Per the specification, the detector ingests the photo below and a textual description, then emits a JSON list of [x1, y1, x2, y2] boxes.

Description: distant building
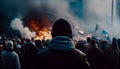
[[69, 0, 83, 18], [116, 0, 120, 18]]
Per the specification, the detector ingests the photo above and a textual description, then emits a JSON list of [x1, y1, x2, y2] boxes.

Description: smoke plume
[[1, 0, 120, 40], [84, 0, 120, 39], [11, 18, 36, 39], [10, 0, 82, 40]]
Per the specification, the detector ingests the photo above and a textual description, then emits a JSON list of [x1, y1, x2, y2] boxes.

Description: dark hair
[[90, 39, 96, 47], [111, 38, 119, 50]]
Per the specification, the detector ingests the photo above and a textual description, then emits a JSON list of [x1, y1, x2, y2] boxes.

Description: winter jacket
[[1, 48, 21, 69], [31, 36, 90, 69], [86, 47, 107, 69], [105, 46, 120, 69]]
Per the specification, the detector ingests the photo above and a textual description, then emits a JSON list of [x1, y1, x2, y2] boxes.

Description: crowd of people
[[0, 19, 120, 69]]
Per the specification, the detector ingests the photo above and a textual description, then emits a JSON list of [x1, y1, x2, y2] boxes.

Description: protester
[[75, 40, 88, 53], [1, 41, 21, 69], [86, 39, 107, 69], [100, 41, 108, 53], [105, 38, 120, 69], [117, 38, 120, 49], [35, 40, 44, 50], [24, 42, 39, 69], [31, 19, 90, 69], [0, 42, 5, 69]]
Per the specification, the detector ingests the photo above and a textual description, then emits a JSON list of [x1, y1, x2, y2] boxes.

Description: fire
[[34, 27, 52, 40], [29, 17, 52, 40]]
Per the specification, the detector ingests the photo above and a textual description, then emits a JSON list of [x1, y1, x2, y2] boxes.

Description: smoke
[[10, 0, 83, 39], [11, 18, 36, 39], [83, 0, 120, 39], [1, 0, 120, 40], [26, 0, 81, 26]]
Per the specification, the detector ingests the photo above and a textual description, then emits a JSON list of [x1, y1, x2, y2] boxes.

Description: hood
[[51, 19, 73, 39], [48, 36, 75, 51]]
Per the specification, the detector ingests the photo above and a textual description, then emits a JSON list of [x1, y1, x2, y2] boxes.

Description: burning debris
[[26, 16, 52, 40], [34, 29, 51, 40], [29, 18, 52, 40], [19, 9, 54, 40]]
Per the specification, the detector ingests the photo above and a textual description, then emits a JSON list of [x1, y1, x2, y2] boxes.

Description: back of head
[[87, 37, 91, 43], [90, 39, 98, 48], [51, 18, 72, 39], [29, 42, 36, 48], [7, 40, 14, 49], [112, 38, 116, 45], [111, 38, 119, 50], [117, 39, 120, 49]]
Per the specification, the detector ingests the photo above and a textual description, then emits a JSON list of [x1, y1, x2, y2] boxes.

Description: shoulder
[[1, 51, 8, 55], [37, 48, 52, 57], [1, 51, 6, 54], [12, 51, 18, 56], [71, 48, 86, 57], [1, 51, 19, 60]]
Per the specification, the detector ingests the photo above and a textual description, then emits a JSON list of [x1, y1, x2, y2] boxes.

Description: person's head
[[29, 42, 36, 49], [111, 38, 119, 50], [111, 38, 117, 45], [117, 39, 120, 49], [7, 40, 14, 49], [101, 41, 107, 45], [51, 18, 72, 39], [90, 39, 98, 48], [0, 42, 3, 52], [87, 37, 91, 43]]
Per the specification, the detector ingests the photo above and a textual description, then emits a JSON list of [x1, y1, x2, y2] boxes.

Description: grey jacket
[[2, 50, 21, 69]]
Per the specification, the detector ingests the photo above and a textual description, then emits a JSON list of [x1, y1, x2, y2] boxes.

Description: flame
[[34, 27, 52, 40], [29, 17, 52, 40]]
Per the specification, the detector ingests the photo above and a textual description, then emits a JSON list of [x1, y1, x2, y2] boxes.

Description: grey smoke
[[11, 18, 36, 39], [84, 0, 120, 39], [8, 0, 120, 40], [10, 0, 83, 39]]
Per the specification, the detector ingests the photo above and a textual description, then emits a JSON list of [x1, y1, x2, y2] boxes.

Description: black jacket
[[86, 47, 107, 69], [31, 36, 90, 69]]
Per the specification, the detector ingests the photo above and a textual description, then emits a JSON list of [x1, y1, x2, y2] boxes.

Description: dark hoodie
[[31, 19, 90, 69], [31, 36, 90, 69]]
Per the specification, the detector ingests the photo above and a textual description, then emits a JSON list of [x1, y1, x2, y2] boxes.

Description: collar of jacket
[[48, 36, 75, 51]]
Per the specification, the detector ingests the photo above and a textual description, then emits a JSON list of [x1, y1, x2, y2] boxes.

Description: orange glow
[[29, 17, 52, 40], [34, 29, 52, 40]]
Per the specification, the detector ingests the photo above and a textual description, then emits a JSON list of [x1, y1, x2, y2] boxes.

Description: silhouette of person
[[31, 18, 90, 69]]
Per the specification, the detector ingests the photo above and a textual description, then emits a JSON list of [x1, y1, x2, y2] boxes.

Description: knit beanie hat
[[51, 19, 72, 39]]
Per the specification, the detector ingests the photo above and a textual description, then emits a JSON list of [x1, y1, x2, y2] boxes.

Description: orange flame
[[34, 27, 52, 40], [29, 17, 52, 40]]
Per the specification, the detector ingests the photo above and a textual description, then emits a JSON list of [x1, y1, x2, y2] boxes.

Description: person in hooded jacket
[[86, 39, 107, 69], [31, 19, 90, 69], [1, 40, 21, 69]]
